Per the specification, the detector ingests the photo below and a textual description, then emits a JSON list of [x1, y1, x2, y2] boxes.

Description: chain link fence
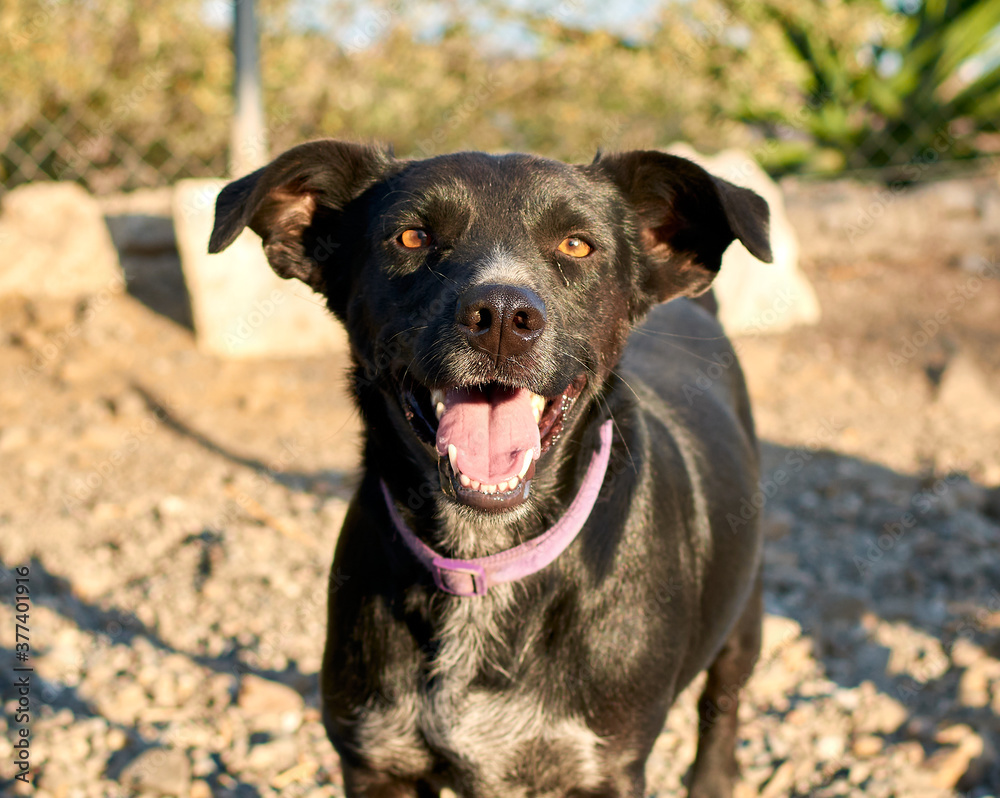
[[1, 102, 228, 196], [4, 103, 998, 200]]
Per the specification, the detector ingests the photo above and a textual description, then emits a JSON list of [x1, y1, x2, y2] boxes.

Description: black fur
[[211, 141, 771, 797]]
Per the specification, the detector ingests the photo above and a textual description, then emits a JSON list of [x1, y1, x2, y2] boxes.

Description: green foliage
[[713, 0, 1000, 175]]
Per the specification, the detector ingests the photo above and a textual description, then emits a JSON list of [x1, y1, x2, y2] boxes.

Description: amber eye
[[399, 228, 430, 249], [558, 237, 592, 258]]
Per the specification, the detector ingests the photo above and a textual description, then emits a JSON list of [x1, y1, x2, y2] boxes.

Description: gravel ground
[[1, 196, 999, 797]]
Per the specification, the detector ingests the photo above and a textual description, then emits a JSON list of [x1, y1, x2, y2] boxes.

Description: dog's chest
[[356, 596, 606, 794]]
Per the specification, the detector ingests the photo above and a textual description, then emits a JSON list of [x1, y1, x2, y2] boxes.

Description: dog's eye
[[557, 237, 592, 258], [399, 229, 431, 249]]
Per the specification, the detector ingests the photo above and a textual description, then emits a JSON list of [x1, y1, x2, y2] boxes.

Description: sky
[[201, 0, 668, 50]]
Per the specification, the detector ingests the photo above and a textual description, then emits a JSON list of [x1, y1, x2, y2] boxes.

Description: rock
[[950, 637, 985, 668], [896, 739, 927, 765], [173, 179, 350, 358], [245, 737, 298, 772], [236, 674, 304, 717], [95, 681, 148, 725], [922, 725, 984, 790], [853, 735, 884, 758], [119, 747, 192, 796], [105, 727, 129, 752], [760, 760, 796, 798], [0, 182, 123, 298], [959, 664, 991, 708], [872, 621, 950, 683], [157, 495, 188, 518], [37, 760, 84, 792], [271, 758, 321, 789], [760, 614, 801, 661], [853, 687, 908, 735], [935, 354, 1000, 424], [763, 507, 794, 541], [668, 144, 821, 335], [848, 761, 873, 784], [190, 781, 213, 798], [816, 734, 846, 761]]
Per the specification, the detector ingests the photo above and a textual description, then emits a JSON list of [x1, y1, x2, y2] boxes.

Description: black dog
[[210, 140, 771, 798]]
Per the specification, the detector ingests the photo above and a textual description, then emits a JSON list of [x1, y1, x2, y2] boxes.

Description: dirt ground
[[1, 187, 999, 797]]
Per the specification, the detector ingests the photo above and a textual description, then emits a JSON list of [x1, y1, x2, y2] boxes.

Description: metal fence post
[[230, 0, 268, 178]]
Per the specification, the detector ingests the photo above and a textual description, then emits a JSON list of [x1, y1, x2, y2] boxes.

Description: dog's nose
[[455, 284, 546, 360]]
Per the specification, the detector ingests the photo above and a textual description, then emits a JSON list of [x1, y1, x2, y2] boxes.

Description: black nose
[[455, 284, 546, 360]]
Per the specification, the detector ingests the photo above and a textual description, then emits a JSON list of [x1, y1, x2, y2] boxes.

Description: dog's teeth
[[498, 480, 509, 492], [447, 444, 459, 474], [508, 476, 519, 490], [459, 473, 471, 487], [470, 479, 480, 490], [531, 392, 546, 420], [435, 402, 445, 419], [518, 449, 534, 479], [484, 483, 496, 494], [431, 388, 446, 406]]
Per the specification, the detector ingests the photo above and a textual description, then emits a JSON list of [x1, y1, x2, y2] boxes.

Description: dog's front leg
[[687, 572, 763, 798]]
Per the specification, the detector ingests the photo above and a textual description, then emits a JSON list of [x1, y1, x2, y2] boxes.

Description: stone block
[[173, 179, 348, 358], [0, 182, 122, 297]]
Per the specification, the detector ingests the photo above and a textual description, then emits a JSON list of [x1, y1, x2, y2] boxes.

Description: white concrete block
[[172, 179, 348, 358], [0, 182, 122, 297], [668, 144, 821, 335]]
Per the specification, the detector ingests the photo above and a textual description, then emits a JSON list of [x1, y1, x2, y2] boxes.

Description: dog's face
[[210, 141, 771, 516]]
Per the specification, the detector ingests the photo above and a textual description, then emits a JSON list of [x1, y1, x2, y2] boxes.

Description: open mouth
[[399, 376, 587, 512]]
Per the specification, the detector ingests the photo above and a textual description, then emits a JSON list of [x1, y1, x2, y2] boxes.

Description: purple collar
[[380, 419, 614, 597]]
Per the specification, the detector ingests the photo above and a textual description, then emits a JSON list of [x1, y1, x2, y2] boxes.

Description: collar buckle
[[431, 557, 488, 596]]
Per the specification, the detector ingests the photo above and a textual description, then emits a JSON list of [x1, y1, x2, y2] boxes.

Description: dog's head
[[210, 141, 771, 517]]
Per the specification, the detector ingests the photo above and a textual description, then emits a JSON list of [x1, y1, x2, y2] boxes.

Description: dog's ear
[[592, 150, 772, 302], [208, 139, 393, 293]]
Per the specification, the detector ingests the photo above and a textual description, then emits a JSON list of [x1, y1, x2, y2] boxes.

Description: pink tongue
[[436, 386, 541, 485]]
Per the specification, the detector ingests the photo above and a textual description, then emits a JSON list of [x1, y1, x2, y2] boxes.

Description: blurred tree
[[2, 0, 998, 190], [0, 0, 233, 188]]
